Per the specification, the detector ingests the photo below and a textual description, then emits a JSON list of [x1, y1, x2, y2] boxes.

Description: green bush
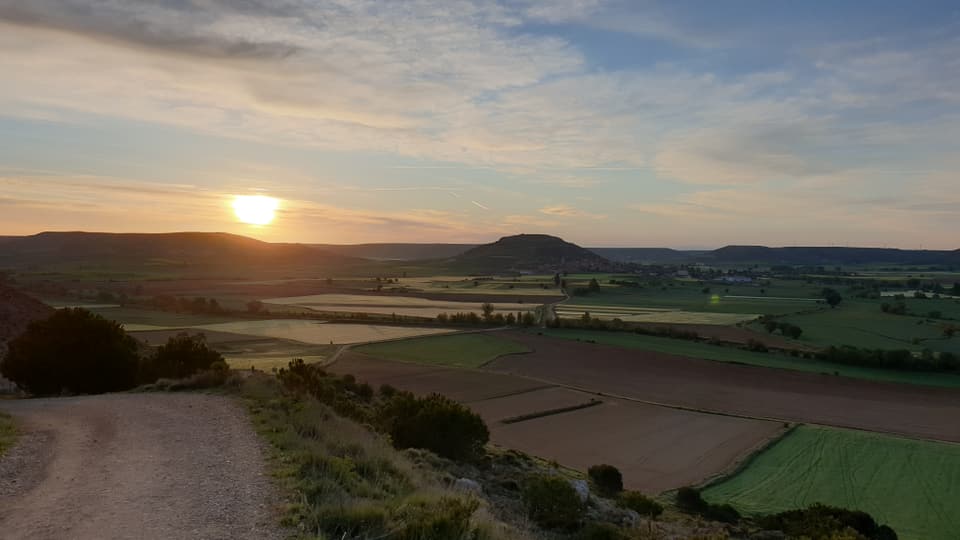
[[676, 486, 739, 523], [617, 490, 663, 518], [759, 503, 897, 540], [1, 308, 140, 395], [704, 502, 741, 524], [587, 464, 623, 497], [522, 475, 584, 530], [392, 496, 479, 540], [146, 332, 224, 380], [675, 486, 707, 513], [378, 392, 489, 461]]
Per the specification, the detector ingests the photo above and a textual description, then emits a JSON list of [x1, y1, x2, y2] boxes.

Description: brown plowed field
[[490, 397, 782, 493], [330, 353, 782, 492], [490, 332, 960, 442]]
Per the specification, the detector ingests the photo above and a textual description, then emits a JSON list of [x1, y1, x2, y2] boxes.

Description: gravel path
[[0, 393, 284, 540]]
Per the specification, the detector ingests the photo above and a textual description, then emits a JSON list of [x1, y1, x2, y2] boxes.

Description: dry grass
[[0, 411, 16, 457], [239, 375, 523, 540]]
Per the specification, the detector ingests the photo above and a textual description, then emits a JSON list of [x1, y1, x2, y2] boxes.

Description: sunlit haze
[[232, 195, 279, 226], [0, 1, 958, 248]]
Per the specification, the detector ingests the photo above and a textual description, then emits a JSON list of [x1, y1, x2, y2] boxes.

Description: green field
[[769, 300, 960, 353], [703, 426, 960, 540], [0, 412, 16, 457], [564, 279, 824, 316], [86, 307, 237, 328], [535, 328, 960, 388], [354, 333, 530, 368]]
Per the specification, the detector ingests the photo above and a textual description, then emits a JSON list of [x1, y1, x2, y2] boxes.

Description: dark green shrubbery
[[522, 475, 584, 530], [1, 308, 140, 395], [675, 486, 740, 524], [379, 392, 489, 461], [617, 490, 663, 518], [759, 503, 897, 540], [587, 464, 623, 497], [278, 360, 489, 461], [144, 332, 225, 380]]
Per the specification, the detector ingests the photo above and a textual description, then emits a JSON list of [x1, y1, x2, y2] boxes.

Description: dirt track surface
[[491, 332, 960, 442], [0, 393, 282, 540]]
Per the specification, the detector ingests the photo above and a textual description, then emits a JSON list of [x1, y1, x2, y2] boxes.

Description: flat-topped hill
[[452, 234, 614, 272]]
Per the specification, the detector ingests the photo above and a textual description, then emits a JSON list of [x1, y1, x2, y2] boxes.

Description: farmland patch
[[354, 333, 530, 368], [703, 425, 960, 540]]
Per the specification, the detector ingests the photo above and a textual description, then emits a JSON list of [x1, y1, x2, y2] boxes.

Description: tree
[[1, 308, 140, 395], [147, 333, 225, 380], [481, 302, 495, 322], [246, 300, 264, 314], [588, 278, 601, 292], [822, 288, 843, 308]]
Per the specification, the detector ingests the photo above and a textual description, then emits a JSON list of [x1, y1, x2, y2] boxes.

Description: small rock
[[570, 479, 590, 503], [453, 477, 482, 495]]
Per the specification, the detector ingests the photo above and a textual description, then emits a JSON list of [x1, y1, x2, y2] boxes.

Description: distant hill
[[451, 234, 614, 273], [0, 232, 357, 276], [590, 247, 707, 264], [707, 246, 960, 266], [313, 243, 474, 261]]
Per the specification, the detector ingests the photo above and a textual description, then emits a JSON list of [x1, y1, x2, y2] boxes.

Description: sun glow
[[232, 195, 279, 225]]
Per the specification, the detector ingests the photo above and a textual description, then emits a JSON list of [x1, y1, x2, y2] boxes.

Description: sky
[[0, 0, 958, 249]]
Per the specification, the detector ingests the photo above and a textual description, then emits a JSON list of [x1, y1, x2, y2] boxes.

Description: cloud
[[539, 204, 606, 220]]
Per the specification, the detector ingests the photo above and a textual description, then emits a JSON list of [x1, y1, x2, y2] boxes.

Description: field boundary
[[697, 422, 798, 493], [499, 399, 603, 424]]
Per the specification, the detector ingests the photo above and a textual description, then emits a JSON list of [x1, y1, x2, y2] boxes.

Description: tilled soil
[[0, 393, 283, 540], [491, 332, 960, 443]]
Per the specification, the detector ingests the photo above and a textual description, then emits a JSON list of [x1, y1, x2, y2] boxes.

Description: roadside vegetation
[[0, 411, 16, 457], [0, 308, 230, 395]]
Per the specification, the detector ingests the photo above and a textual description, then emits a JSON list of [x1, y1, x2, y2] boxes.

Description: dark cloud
[[0, 0, 300, 60]]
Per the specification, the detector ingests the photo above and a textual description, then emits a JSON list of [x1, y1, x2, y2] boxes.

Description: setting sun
[[232, 195, 279, 226]]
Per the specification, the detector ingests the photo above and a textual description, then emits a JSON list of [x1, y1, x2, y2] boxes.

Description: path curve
[[0, 393, 283, 540]]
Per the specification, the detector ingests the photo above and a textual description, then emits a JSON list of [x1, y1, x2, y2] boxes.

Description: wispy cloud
[[539, 204, 606, 220]]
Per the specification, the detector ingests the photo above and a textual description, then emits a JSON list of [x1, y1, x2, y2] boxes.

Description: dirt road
[[0, 393, 282, 540]]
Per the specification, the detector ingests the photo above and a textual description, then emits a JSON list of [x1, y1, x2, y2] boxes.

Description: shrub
[[704, 503, 741, 524], [676, 486, 739, 523], [146, 332, 224, 380], [588, 464, 623, 497], [313, 503, 389, 539], [392, 496, 479, 540], [522, 475, 585, 530], [1, 308, 140, 395], [759, 503, 896, 540], [675, 486, 707, 513], [378, 392, 489, 461], [617, 490, 663, 518]]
